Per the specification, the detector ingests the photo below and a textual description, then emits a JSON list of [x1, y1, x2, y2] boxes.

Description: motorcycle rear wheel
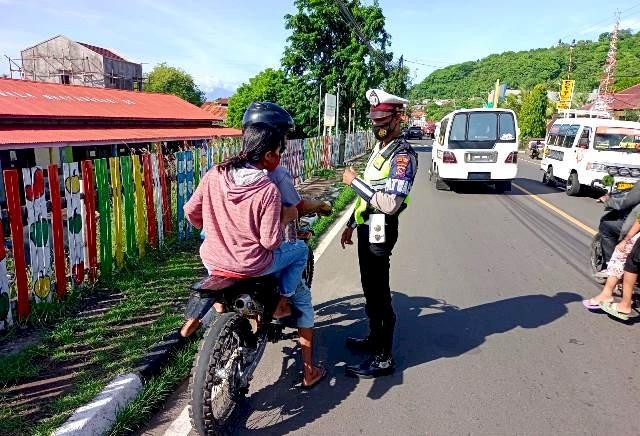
[[190, 312, 253, 435]]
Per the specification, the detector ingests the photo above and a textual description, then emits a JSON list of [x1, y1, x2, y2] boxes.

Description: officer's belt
[[360, 204, 406, 225]]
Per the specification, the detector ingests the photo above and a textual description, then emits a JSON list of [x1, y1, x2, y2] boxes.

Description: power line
[[334, 0, 390, 67], [557, 2, 640, 43]]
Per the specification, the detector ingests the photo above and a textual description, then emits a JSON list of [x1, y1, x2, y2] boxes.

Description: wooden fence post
[[4, 170, 29, 319]]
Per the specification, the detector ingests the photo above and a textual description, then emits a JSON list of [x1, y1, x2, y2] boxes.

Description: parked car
[[406, 126, 424, 140]]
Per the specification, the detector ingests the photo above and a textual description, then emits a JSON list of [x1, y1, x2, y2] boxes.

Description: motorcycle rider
[[598, 183, 640, 268], [184, 104, 326, 389], [530, 140, 541, 159]]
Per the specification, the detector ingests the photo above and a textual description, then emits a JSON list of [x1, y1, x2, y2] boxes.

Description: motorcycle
[[529, 143, 540, 159], [590, 175, 635, 284], [184, 215, 317, 435]]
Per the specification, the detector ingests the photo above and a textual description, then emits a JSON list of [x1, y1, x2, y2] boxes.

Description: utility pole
[[336, 83, 340, 138], [567, 39, 576, 80], [318, 82, 323, 136]]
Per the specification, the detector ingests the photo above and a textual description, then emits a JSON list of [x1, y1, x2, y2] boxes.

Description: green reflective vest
[[353, 139, 411, 225]]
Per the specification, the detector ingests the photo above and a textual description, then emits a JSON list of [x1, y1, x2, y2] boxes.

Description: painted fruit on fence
[[25, 168, 45, 201], [0, 293, 9, 321], [65, 175, 81, 194], [29, 219, 50, 247], [33, 276, 51, 299], [68, 212, 82, 234], [73, 262, 84, 284]]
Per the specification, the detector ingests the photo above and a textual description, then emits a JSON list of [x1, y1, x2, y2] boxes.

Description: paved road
[[140, 140, 640, 435]]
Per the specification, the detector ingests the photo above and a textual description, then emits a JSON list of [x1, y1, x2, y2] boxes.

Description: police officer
[[340, 89, 417, 378]]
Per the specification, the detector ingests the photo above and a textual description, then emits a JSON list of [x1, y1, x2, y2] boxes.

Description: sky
[[2, 0, 640, 100]]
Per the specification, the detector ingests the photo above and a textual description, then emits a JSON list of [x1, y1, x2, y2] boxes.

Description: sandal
[[300, 365, 327, 390], [582, 298, 613, 310], [600, 301, 631, 321]]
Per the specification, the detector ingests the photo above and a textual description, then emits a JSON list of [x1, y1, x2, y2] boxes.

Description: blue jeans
[[204, 240, 314, 328], [263, 240, 309, 297]]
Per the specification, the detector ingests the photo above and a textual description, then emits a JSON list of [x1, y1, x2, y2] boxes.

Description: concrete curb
[[53, 373, 143, 436]]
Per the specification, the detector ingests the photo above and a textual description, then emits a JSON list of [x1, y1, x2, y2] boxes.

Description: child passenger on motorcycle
[[184, 105, 326, 388]]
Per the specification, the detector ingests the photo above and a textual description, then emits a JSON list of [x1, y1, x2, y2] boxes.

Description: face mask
[[372, 116, 397, 140], [264, 153, 281, 172], [373, 122, 392, 140]]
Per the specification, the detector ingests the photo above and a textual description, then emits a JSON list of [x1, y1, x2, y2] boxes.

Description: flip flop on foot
[[300, 365, 327, 390], [600, 301, 631, 321], [582, 298, 613, 310]]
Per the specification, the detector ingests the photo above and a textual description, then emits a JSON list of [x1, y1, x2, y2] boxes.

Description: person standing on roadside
[[340, 89, 418, 378]]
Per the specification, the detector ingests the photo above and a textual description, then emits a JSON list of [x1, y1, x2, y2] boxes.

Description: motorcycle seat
[[190, 272, 277, 293], [190, 275, 239, 292]]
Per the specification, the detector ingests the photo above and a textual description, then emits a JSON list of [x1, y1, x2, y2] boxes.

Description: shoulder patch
[[394, 154, 409, 178]]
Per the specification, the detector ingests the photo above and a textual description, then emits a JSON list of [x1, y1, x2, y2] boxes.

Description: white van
[[430, 108, 519, 192], [540, 117, 640, 195]]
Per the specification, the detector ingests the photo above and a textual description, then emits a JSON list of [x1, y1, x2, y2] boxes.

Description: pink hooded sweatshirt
[[184, 165, 283, 276]]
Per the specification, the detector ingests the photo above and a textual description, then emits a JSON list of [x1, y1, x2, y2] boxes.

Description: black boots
[[345, 353, 395, 378], [345, 336, 374, 353]]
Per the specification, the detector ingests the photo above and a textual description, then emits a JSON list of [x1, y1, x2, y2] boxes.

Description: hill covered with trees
[[411, 30, 640, 101]]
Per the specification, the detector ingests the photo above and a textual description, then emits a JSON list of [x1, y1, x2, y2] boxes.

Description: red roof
[[77, 42, 128, 62], [0, 126, 241, 147], [0, 78, 215, 122], [201, 102, 228, 121], [584, 83, 640, 111]]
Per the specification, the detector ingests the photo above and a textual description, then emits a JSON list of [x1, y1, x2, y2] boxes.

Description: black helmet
[[242, 102, 295, 136]]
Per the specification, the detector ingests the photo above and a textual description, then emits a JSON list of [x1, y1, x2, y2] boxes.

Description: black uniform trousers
[[356, 216, 399, 357]]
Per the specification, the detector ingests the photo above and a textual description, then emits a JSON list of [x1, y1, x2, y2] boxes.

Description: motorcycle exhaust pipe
[[234, 294, 256, 315]]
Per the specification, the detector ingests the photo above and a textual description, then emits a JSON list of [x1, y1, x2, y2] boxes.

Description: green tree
[[411, 30, 640, 100], [226, 69, 289, 129], [520, 84, 548, 139], [282, 0, 395, 135], [384, 61, 411, 98], [146, 63, 204, 106]]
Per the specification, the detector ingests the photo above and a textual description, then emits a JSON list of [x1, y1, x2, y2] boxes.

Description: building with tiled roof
[[583, 83, 640, 119], [20, 35, 143, 91], [201, 98, 229, 123]]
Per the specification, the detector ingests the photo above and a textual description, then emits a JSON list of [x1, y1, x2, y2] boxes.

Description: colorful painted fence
[[0, 132, 369, 328], [0, 149, 172, 328], [344, 131, 376, 163]]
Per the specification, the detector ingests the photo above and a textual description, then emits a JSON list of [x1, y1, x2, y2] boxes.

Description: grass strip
[[308, 185, 356, 250], [0, 240, 203, 436], [107, 340, 199, 436]]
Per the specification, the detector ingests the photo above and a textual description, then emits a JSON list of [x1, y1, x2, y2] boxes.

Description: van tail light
[[505, 152, 518, 164], [443, 151, 457, 164]]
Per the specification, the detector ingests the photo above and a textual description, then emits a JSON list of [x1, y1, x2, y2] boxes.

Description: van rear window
[[448, 112, 516, 149]]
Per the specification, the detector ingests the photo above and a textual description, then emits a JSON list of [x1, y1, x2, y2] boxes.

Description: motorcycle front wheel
[[189, 312, 254, 436], [590, 233, 606, 284]]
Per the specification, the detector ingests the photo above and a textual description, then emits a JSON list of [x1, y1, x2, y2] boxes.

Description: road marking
[[314, 205, 354, 261], [162, 406, 190, 436], [512, 182, 597, 236], [519, 158, 540, 167]]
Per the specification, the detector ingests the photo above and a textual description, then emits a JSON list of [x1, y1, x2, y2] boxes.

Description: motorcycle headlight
[[619, 167, 631, 177], [608, 167, 619, 176], [631, 168, 640, 178]]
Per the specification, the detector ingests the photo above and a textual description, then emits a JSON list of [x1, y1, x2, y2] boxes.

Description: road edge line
[[314, 200, 355, 261], [511, 182, 597, 236]]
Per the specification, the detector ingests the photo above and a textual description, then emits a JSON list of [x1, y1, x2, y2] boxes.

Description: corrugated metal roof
[[77, 42, 128, 62], [0, 78, 215, 121], [0, 126, 241, 147]]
